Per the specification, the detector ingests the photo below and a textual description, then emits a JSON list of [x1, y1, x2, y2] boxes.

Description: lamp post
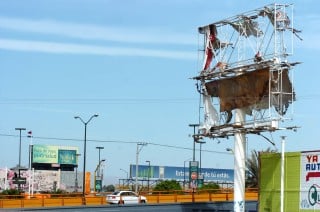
[[145, 160, 150, 192], [15, 128, 26, 170], [188, 124, 199, 161], [15, 128, 26, 192], [94, 159, 105, 192], [75, 153, 81, 192], [198, 141, 206, 173], [96, 147, 104, 176], [74, 114, 99, 197], [183, 157, 192, 189]]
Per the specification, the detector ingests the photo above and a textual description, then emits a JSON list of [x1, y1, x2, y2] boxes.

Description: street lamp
[[198, 141, 206, 173], [145, 160, 150, 192], [75, 153, 81, 192], [183, 157, 192, 189], [74, 114, 99, 197], [226, 148, 234, 153], [15, 128, 26, 170], [15, 128, 26, 192], [96, 147, 104, 176], [94, 159, 105, 192], [189, 124, 199, 161]]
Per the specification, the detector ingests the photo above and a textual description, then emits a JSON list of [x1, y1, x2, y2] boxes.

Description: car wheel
[[118, 200, 124, 205], [140, 200, 146, 204]]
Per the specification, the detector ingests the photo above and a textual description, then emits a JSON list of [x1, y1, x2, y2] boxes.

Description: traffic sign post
[[189, 161, 199, 190], [13, 177, 27, 185]]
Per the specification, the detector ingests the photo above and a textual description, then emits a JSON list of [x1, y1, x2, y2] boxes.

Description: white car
[[106, 190, 147, 204]]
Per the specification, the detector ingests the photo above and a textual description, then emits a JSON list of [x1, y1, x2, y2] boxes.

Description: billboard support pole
[[234, 109, 246, 212]]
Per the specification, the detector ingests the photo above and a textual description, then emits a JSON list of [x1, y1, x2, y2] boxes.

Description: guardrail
[[0, 188, 258, 208]]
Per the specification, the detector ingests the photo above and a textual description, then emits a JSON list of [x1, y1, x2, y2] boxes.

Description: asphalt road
[[6, 201, 258, 212]]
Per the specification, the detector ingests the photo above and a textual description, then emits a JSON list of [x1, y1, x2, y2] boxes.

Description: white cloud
[[0, 16, 195, 45], [0, 38, 196, 60]]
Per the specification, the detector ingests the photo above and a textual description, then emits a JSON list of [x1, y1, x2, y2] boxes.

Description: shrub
[[153, 180, 182, 194]]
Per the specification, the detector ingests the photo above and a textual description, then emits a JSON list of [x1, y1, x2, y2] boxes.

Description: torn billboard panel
[[205, 68, 295, 116]]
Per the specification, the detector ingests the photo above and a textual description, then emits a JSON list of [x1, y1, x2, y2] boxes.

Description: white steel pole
[[5, 167, 7, 190], [234, 108, 246, 212], [135, 144, 139, 193], [32, 168, 34, 195], [280, 136, 286, 212]]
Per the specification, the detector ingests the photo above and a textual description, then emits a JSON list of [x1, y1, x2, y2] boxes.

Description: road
[[7, 201, 258, 212]]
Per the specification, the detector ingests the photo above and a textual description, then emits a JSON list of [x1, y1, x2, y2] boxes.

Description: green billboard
[[32, 145, 78, 165]]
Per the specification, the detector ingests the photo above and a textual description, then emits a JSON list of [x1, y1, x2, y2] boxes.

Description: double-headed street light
[[74, 114, 99, 197]]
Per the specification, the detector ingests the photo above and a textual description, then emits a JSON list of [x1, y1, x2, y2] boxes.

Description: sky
[[0, 0, 319, 185]]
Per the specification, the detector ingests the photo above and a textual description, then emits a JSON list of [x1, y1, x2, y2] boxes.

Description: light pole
[[15, 128, 26, 170], [74, 114, 99, 197], [189, 124, 199, 161], [198, 141, 206, 173], [15, 128, 26, 192], [96, 147, 104, 176], [183, 157, 192, 189], [75, 153, 81, 192], [94, 159, 105, 192], [146, 160, 150, 192]]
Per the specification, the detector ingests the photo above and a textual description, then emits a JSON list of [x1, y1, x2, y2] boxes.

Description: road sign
[[13, 177, 27, 185]]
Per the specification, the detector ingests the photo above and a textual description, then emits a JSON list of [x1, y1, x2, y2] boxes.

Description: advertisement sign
[[260, 150, 320, 211], [130, 164, 233, 182], [58, 150, 77, 165], [189, 161, 199, 189], [95, 179, 102, 192], [33, 145, 78, 165], [300, 151, 320, 209]]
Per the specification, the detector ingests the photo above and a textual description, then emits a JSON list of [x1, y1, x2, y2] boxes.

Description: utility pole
[[146, 160, 150, 192], [135, 142, 147, 193]]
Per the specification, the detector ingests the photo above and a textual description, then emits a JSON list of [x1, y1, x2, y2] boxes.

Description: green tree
[[199, 182, 220, 193], [246, 147, 277, 188], [153, 180, 182, 193], [104, 184, 115, 192]]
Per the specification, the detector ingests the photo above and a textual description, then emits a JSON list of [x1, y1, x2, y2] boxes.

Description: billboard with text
[[130, 164, 233, 182], [32, 145, 78, 165]]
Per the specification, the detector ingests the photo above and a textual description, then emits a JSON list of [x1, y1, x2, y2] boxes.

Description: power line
[[0, 97, 197, 105], [0, 133, 230, 155]]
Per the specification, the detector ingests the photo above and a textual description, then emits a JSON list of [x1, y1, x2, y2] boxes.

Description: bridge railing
[[0, 188, 258, 208]]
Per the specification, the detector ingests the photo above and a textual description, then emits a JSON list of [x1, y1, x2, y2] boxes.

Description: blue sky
[[0, 0, 319, 185]]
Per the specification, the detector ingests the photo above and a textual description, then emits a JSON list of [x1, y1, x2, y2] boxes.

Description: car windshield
[[111, 191, 120, 195]]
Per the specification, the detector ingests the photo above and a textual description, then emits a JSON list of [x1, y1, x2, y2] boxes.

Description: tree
[[246, 147, 277, 188], [199, 182, 220, 193], [153, 180, 182, 194], [103, 184, 115, 192]]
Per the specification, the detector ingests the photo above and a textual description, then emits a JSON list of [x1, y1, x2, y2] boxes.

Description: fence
[[0, 188, 258, 209]]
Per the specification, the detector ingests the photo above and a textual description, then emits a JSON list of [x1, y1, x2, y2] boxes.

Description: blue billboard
[[129, 164, 233, 183]]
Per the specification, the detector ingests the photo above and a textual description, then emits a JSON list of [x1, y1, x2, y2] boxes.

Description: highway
[[8, 201, 258, 212]]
